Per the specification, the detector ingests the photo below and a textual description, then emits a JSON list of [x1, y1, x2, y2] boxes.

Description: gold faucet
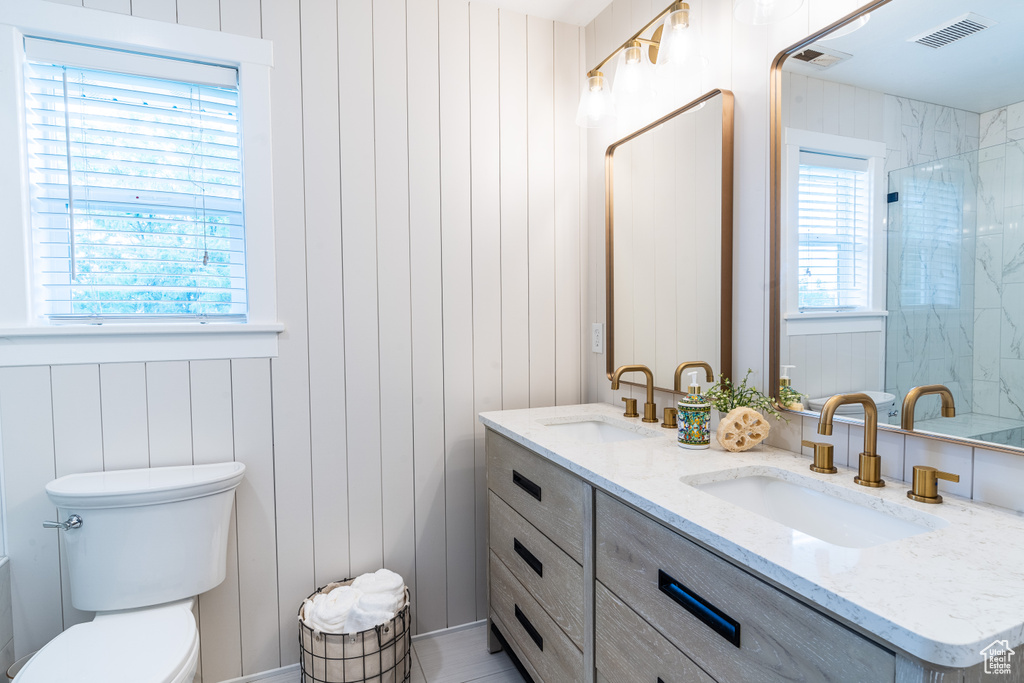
[[901, 384, 956, 431], [611, 364, 658, 423], [672, 361, 714, 393], [817, 393, 884, 488]]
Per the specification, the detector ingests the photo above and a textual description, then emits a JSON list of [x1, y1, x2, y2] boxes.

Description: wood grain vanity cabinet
[[595, 491, 895, 683], [486, 431, 586, 683], [485, 429, 971, 683]]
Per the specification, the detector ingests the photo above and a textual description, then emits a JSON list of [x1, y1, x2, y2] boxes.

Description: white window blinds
[[23, 38, 246, 321], [797, 151, 871, 311], [899, 176, 961, 308]]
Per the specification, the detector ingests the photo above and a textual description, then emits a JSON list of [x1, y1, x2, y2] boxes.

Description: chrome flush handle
[[43, 514, 83, 531]]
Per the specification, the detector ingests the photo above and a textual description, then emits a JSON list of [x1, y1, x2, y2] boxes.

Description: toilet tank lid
[[46, 462, 245, 509]]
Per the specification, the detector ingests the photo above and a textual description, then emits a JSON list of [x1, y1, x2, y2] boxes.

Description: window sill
[[784, 310, 887, 336], [0, 322, 284, 367]]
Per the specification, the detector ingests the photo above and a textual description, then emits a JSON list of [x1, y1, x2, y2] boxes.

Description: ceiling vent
[[791, 45, 852, 70], [910, 13, 994, 49]]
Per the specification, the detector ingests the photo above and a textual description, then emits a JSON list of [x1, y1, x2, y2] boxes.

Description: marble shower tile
[[973, 309, 1001, 381], [980, 108, 1007, 148], [1002, 283, 1024, 360], [978, 156, 1005, 234], [975, 234, 1004, 302], [1003, 206, 1024, 284], [974, 379, 1000, 415], [999, 360, 1024, 420], [1008, 101, 1024, 132]]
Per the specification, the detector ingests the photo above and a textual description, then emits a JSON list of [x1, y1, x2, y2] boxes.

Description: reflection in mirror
[[607, 90, 733, 392], [772, 0, 1024, 450]]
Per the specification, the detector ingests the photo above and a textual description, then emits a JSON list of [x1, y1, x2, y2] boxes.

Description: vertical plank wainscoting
[[1, 0, 588, 680]]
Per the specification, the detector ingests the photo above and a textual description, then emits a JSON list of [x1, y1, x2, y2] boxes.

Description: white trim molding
[[781, 128, 888, 337], [0, 0, 281, 365]]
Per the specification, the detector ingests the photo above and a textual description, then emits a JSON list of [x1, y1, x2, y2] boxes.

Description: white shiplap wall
[[0, 1, 586, 680]]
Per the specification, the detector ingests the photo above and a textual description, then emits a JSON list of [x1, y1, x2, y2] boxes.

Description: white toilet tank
[[45, 462, 245, 612]]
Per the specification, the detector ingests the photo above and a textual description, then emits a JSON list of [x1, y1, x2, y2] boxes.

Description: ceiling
[[472, 0, 612, 26], [783, 0, 1024, 113]]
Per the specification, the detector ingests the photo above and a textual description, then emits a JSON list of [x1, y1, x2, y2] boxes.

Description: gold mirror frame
[[605, 89, 735, 392], [768, 0, 1024, 455]]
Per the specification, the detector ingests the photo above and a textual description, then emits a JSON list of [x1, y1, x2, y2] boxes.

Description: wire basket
[[298, 580, 411, 683]]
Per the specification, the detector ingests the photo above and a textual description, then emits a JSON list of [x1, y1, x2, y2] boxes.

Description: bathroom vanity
[[481, 403, 1024, 683]]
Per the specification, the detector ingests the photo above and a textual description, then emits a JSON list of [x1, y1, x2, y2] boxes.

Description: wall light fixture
[[575, 1, 696, 130]]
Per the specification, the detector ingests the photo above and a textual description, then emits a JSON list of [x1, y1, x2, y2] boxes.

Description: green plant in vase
[[705, 369, 782, 452]]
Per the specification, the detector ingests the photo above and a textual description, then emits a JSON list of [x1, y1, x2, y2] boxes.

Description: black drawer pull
[[514, 604, 544, 651], [658, 569, 740, 647], [512, 470, 542, 501], [513, 538, 544, 577]]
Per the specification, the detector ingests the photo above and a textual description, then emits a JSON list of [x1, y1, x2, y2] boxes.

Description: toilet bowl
[[807, 391, 896, 417], [14, 600, 199, 683], [14, 462, 244, 683]]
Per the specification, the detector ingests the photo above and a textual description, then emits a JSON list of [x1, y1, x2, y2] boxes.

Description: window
[[796, 151, 870, 311], [782, 129, 886, 336], [0, 4, 279, 366], [24, 39, 246, 321]]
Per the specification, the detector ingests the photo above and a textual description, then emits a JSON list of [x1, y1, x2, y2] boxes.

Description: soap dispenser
[[780, 365, 804, 411], [677, 371, 711, 449]]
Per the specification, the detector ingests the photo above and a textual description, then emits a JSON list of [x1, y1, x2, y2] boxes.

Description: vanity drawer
[[486, 430, 585, 563], [595, 492, 895, 683], [488, 490, 584, 648], [489, 550, 583, 683], [595, 581, 716, 683]]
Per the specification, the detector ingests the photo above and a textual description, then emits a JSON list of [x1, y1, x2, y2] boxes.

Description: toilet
[[807, 391, 897, 417], [14, 461, 246, 683]]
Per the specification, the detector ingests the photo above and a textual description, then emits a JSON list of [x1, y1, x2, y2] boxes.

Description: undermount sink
[[687, 470, 947, 548], [540, 419, 656, 444]]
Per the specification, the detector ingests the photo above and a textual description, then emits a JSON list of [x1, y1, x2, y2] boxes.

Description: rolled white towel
[[344, 604, 395, 634], [351, 568, 405, 597], [357, 590, 404, 615], [303, 585, 362, 634]]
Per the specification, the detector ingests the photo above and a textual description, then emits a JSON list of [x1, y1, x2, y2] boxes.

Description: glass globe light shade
[[575, 71, 616, 128], [613, 41, 656, 133], [733, 0, 804, 25], [656, 6, 693, 67]]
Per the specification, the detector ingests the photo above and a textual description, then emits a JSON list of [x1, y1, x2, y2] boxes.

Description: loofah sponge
[[716, 406, 771, 452]]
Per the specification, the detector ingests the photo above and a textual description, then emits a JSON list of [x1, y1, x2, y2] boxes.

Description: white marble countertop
[[479, 402, 1024, 669]]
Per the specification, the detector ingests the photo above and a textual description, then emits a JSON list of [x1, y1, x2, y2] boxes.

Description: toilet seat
[[14, 602, 198, 683]]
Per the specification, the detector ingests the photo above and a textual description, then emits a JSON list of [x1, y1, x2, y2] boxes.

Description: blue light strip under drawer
[[658, 569, 741, 648]]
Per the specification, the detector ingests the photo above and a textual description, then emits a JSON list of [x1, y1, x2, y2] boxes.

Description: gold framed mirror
[[770, 0, 1024, 454], [606, 89, 734, 392]]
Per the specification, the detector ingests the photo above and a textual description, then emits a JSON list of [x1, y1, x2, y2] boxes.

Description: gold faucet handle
[[622, 397, 639, 418], [907, 466, 960, 504], [662, 407, 678, 429], [802, 440, 837, 474]]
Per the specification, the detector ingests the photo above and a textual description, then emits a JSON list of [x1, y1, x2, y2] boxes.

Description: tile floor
[[410, 623, 525, 683]]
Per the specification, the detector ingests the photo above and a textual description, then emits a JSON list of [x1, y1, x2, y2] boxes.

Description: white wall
[[0, 1, 587, 680]]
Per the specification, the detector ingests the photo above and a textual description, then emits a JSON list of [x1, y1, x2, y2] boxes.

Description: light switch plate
[[591, 323, 604, 353]]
